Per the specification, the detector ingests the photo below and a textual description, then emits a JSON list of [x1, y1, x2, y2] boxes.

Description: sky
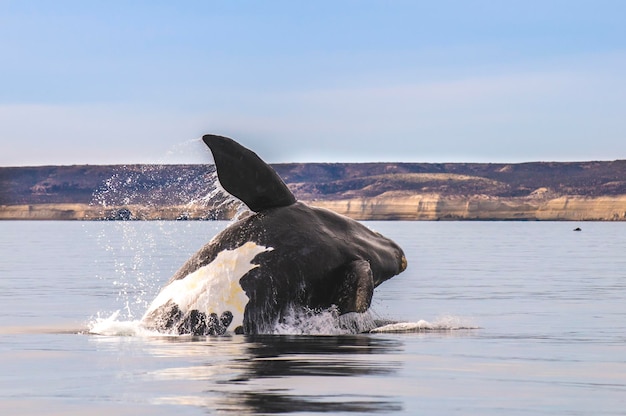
[[1, 0, 626, 166]]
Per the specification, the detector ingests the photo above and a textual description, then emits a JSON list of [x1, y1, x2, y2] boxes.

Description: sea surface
[[1, 220, 625, 415]]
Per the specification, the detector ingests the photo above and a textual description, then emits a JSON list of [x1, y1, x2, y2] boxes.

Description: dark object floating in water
[[573, 227, 582, 231], [142, 134, 408, 335]]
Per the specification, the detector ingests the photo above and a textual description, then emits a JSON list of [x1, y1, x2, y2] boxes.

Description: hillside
[[1, 161, 626, 220]]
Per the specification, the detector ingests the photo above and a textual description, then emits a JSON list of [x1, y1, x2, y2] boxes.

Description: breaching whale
[[141, 135, 407, 335]]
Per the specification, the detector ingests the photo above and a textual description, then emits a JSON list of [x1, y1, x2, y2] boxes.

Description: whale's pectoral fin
[[202, 134, 297, 212], [336, 260, 375, 313]]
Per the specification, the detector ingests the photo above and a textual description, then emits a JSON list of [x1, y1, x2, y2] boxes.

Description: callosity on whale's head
[[141, 134, 407, 335]]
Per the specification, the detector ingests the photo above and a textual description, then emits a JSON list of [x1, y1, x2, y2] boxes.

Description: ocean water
[[1, 220, 626, 415]]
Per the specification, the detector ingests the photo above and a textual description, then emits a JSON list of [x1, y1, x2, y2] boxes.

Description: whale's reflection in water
[[142, 335, 404, 414]]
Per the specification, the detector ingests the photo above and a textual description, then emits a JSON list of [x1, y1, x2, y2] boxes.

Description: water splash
[[86, 139, 244, 321], [88, 137, 248, 221], [89, 165, 227, 220], [86, 221, 168, 320], [273, 305, 379, 335], [88, 308, 480, 336], [370, 315, 480, 333], [89, 307, 380, 337], [162, 137, 209, 165], [88, 311, 164, 336], [198, 179, 249, 221]]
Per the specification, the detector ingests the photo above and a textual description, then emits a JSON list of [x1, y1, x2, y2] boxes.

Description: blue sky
[[1, 1, 625, 165]]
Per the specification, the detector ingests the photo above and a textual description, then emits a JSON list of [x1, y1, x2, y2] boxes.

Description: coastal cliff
[[309, 193, 626, 221], [2, 161, 626, 221]]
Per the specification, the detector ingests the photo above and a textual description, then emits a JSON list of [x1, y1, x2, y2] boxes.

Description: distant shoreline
[[2, 195, 626, 221], [2, 162, 626, 221]]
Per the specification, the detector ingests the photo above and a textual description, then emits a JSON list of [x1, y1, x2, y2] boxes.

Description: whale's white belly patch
[[143, 242, 272, 331]]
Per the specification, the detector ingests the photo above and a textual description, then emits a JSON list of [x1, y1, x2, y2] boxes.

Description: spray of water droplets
[[86, 138, 249, 324], [272, 305, 379, 335]]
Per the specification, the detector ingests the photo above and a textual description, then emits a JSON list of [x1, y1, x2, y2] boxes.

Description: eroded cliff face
[[2, 194, 626, 221], [307, 193, 626, 221], [536, 196, 626, 221]]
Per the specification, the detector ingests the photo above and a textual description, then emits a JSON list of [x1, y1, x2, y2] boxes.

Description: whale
[[141, 134, 407, 335]]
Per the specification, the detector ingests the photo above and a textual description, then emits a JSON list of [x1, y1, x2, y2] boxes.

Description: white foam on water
[[88, 309, 480, 337], [89, 307, 381, 337], [272, 305, 378, 335], [88, 311, 160, 336], [370, 315, 480, 333]]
